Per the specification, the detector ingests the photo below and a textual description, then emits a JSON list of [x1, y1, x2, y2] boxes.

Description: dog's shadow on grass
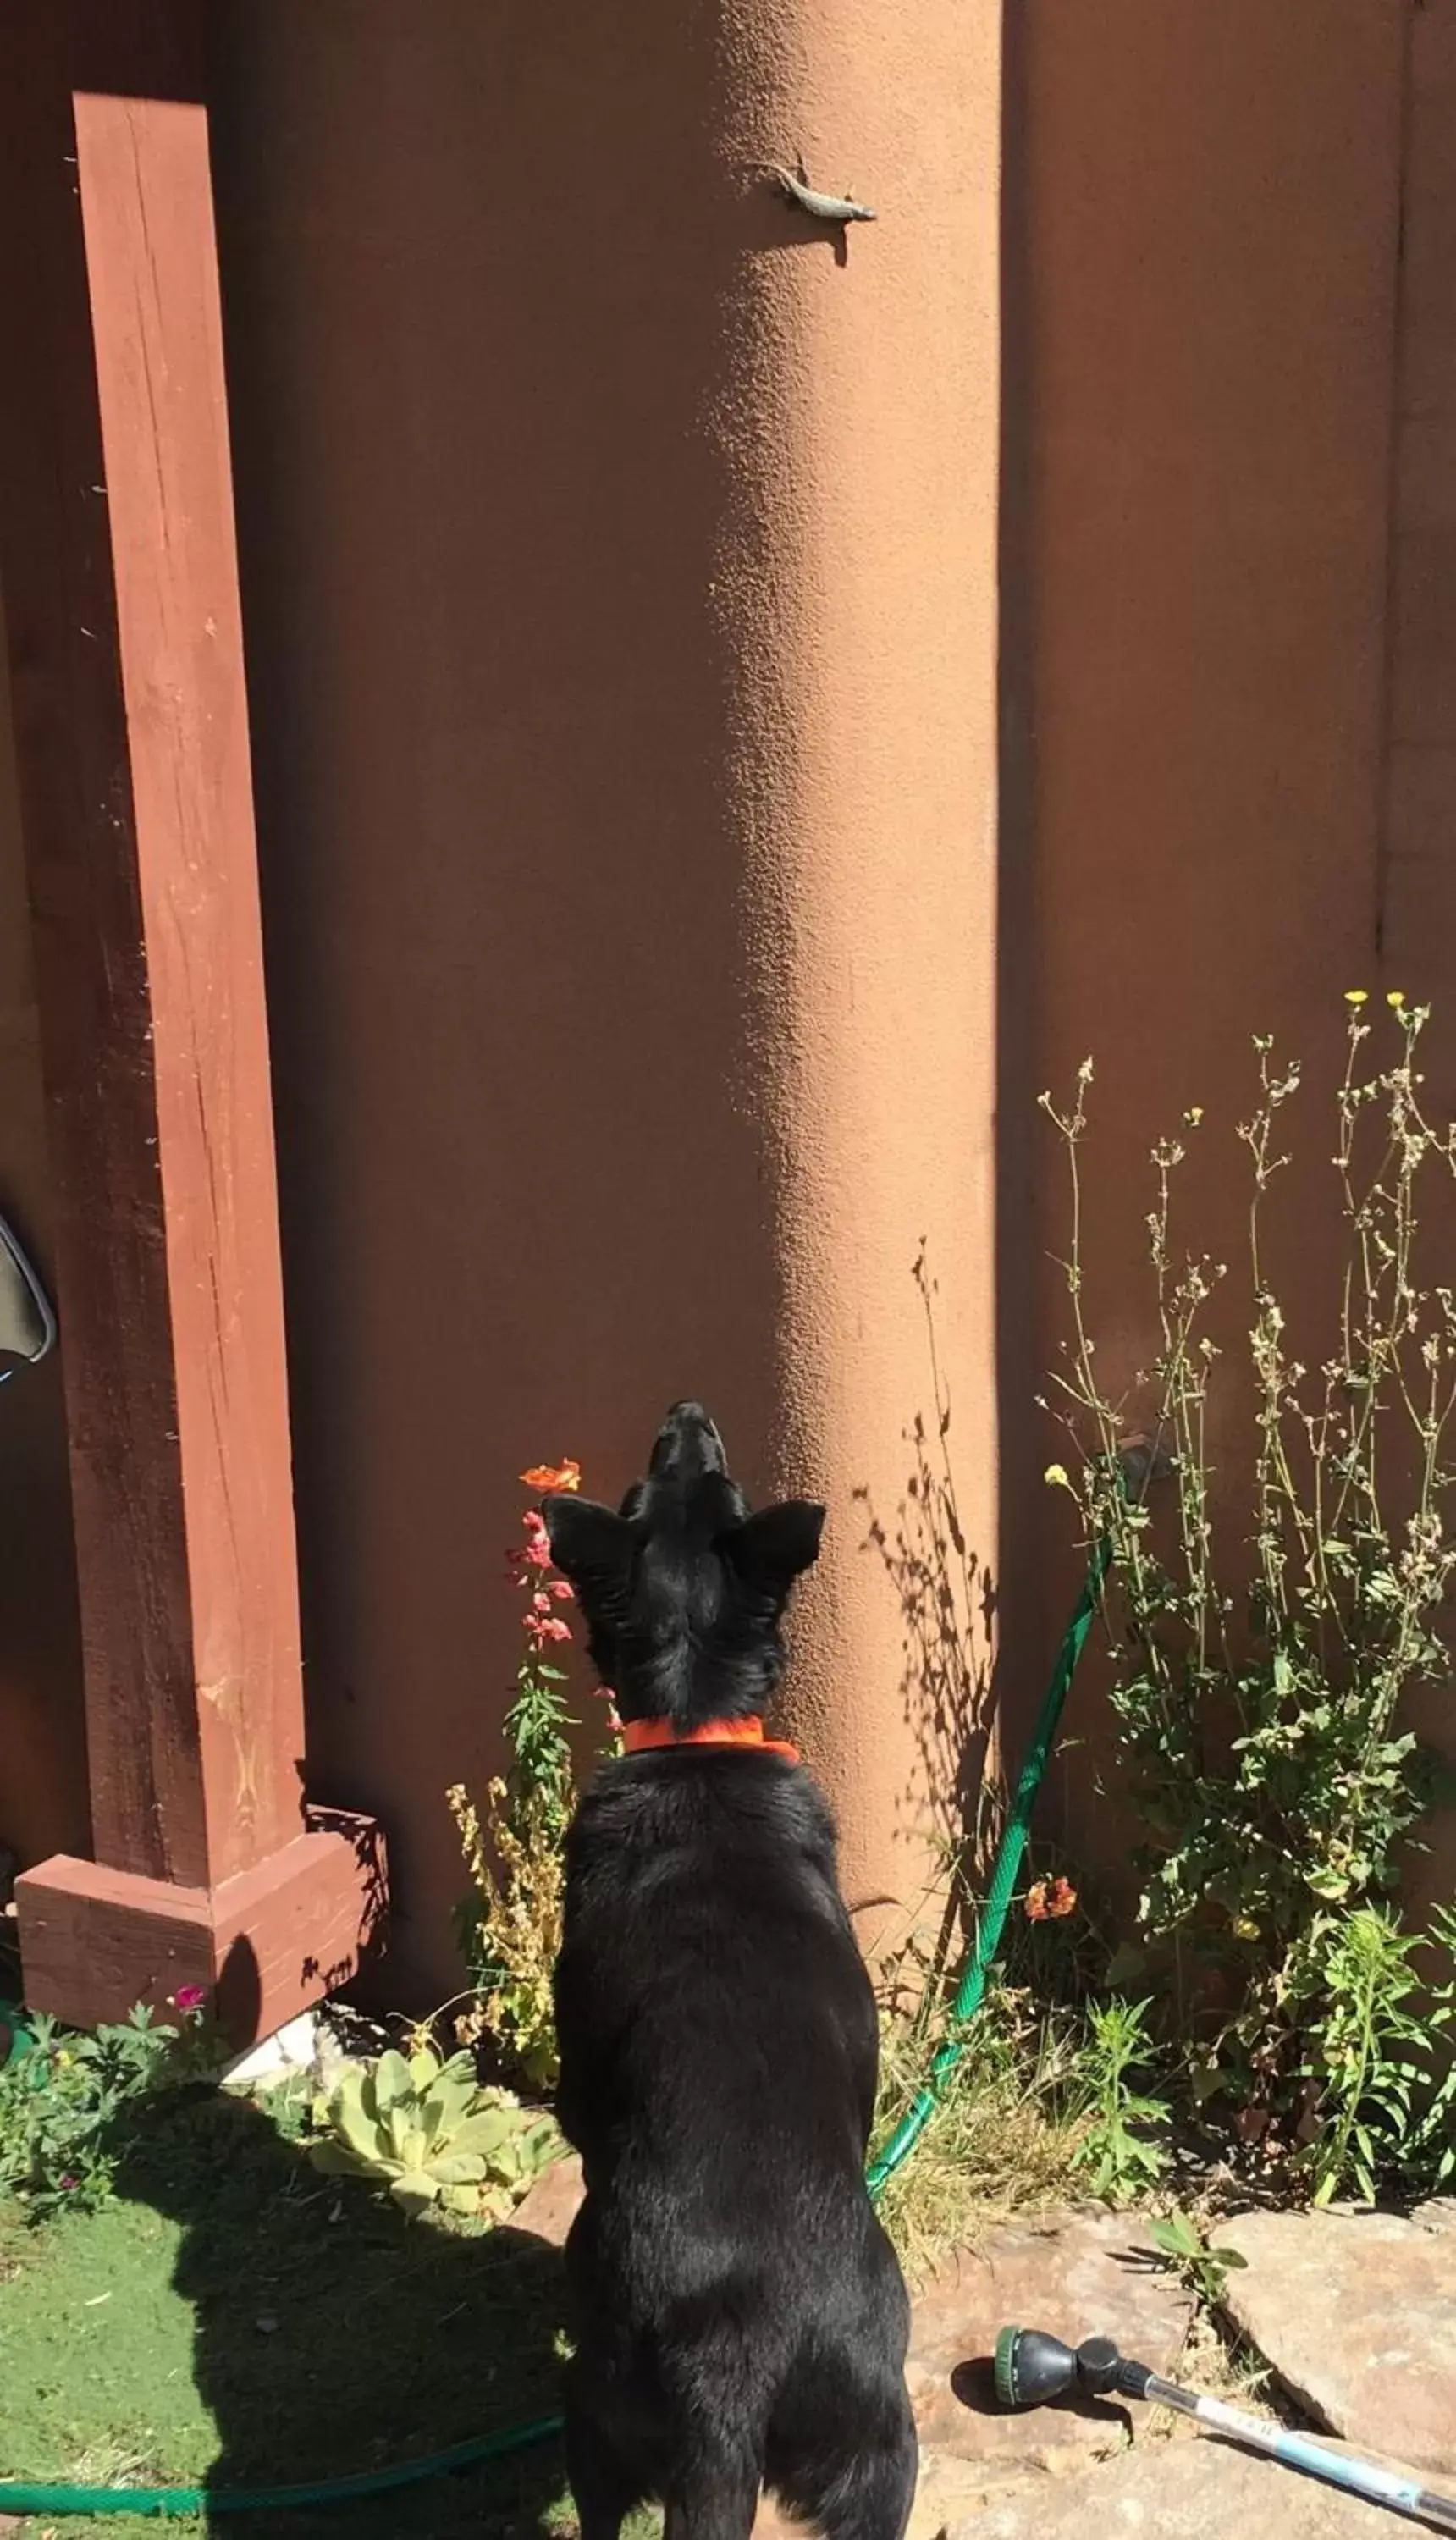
[[118, 2084, 570, 2539]]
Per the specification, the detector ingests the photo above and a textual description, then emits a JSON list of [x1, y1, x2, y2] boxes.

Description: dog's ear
[[541, 1494, 637, 1596], [720, 1499, 825, 1600]]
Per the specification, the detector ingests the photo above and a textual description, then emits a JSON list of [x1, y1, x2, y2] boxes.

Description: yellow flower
[[1344, 990, 1368, 1006], [1043, 1463, 1071, 1490], [1387, 989, 1405, 1009], [1183, 1106, 1204, 1126]]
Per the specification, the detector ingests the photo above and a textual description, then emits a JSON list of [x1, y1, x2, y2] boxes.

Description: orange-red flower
[[1025, 1876, 1078, 1923], [514, 1462, 581, 1643], [508, 1503, 576, 1589]]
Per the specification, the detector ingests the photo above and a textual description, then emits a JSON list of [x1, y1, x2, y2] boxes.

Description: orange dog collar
[[620, 1713, 800, 1764]]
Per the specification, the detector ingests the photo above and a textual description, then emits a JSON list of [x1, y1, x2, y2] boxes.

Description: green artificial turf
[[0, 2084, 572, 2537]]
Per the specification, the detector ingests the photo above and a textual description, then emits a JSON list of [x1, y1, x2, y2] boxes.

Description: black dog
[[543, 1403, 915, 2540]]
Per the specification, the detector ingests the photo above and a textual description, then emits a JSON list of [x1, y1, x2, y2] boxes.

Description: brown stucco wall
[[1378, 0, 1456, 1921], [0, 615, 87, 1881], [5, 5, 1449, 2004], [207, 0, 1002, 2001], [1385, 3, 1456, 991], [1001, 3, 1456, 1919]]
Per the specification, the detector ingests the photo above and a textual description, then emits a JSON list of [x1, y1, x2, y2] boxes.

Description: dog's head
[[541, 1401, 824, 1728]]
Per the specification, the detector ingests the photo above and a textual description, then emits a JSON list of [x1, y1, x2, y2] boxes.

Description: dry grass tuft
[[871, 1977, 1093, 2286]]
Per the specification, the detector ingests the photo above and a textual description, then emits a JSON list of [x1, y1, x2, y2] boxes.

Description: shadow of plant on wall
[[853, 1246, 999, 1966]]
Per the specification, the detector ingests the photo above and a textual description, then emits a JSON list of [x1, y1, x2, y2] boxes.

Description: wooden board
[[17, 1813, 388, 2044], [0, 6, 388, 2037], [0, 5, 304, 1889]]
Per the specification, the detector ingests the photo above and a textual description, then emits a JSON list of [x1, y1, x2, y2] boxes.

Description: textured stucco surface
[[995, 2, 1455, 1911], [7, 5, 1454, 1998], [209, 0, 1001, 1996]]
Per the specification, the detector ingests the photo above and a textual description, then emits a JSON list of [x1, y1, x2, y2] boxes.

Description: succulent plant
[[307, 2043, 559, 2217]]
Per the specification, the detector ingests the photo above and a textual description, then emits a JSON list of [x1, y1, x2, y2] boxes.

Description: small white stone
[[223, 2010, 319, 2090]]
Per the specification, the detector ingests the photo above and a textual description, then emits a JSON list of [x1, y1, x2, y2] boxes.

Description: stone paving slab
[[1219, 2207, 1456, 2478], [510, 2150, 584, 2245], [942, 2434, 1427, 2540], [522, 2187, 1197, 2536], [906, 2206, 1194, 2481], [902, 2446, 1034, 2540], [753, 2449, 1057, 2540]]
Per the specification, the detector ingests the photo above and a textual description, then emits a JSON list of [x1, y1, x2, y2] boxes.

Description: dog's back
[[544, 1405, 915, 2540]]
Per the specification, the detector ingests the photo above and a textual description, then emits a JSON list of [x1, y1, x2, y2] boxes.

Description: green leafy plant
[[1302, 1902, 1456, 2206], [0, 1991, 212, 2222], [1145, 2206, 1249, 2307], [1393, 1902, 1456, 2194], [449, 1457, 619, 2089], [1069, 1996, 1169, 2200], [1044, 997, 1456, 2195], [863, 1844, 1110, 2278], [308, 2040, 560, 2218]]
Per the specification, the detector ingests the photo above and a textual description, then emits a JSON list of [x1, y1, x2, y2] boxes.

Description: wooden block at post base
[[14, 1808, 386, 2046]]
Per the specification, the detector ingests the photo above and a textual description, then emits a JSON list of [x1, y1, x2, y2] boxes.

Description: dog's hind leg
[[821, 2423, 917, 2540], [563, 2372, 649, 2540], [662, 2453, 761, 2540], [775, 2397, 918, 2540]]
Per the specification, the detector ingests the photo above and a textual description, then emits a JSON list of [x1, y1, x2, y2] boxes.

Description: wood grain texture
[[74, 77, 305, 1885], [15, 1854, 214, 2032], [16, 1814, 387, 2045], [0, 5, 304, 1886], [211, 1812, 389, 2042]]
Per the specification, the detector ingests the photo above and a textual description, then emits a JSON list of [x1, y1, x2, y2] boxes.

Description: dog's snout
[[650, 1400, 728, 1479]]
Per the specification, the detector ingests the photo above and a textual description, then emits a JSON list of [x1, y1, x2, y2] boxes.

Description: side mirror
[[0, 1214, 55, 1373]]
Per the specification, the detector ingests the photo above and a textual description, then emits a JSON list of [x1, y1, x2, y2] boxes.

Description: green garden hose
[[0, 1996, 35, 2066], [0, 1532, 1111, 2518], [865, 1526, 1113, 2195], [0, 2416, 565, 2520]]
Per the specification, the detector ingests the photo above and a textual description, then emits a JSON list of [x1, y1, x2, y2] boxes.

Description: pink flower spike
[[532, 1590, 552, 1614], [549, 1576, 573, 1600], [507, 1532, 554, 1583], [522, 1510, 548, 1538]]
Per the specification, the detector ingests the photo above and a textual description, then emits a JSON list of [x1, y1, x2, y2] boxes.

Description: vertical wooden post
[[0, 3, 384, 2040]]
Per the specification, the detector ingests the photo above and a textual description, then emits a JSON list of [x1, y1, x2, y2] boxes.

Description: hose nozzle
[[993, 2327, 1136, 2410]]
